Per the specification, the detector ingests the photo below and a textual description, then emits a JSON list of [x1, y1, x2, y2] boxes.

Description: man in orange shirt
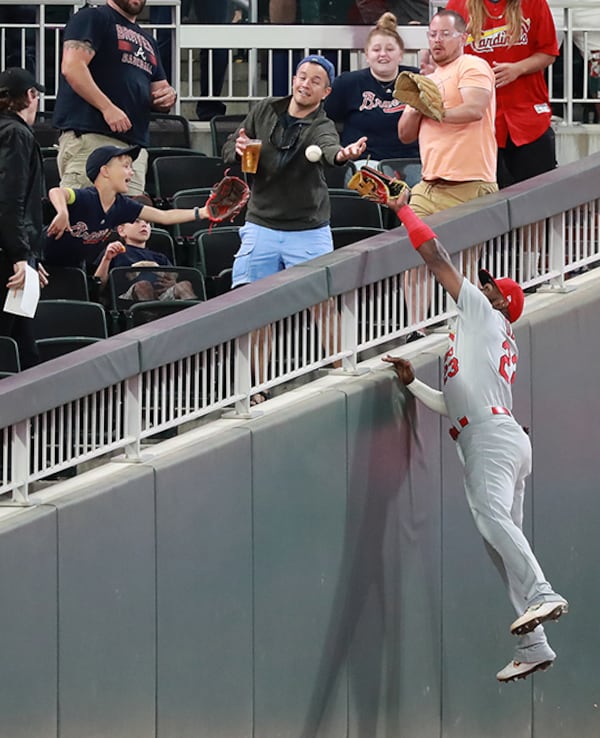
[[399, 9, 497, 216], [398, 9, 497, 336]]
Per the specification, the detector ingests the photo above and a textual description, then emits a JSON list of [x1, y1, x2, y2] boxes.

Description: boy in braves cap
[[44, 145, 211, 269], [383, 195, 568, 684]]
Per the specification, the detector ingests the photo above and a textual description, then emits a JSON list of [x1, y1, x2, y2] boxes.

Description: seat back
[[146, 228, 176, 264], [324, 161, 355, 189], [108, 265, 206, 311], [33, 111, 60, 148], [195, 227, 241, 277], [209, 114, 246, 157], [36, 337, 103, 362], [43, 155, 60, 191], [378, 158, 423, 187], [152, 156, 226, 205], [32, 300, 108, 340], [148, 112, 191, 148], [0, 336, 21, 373], [125, 300, 203, 329], [42, 266, 90, 301], [145, 148, 206, 200], [331, 226, 385, 249], [329, 194, 384, 229]]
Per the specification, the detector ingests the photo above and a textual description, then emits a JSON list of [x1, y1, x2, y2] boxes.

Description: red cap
[[478, 269, 525, 323]]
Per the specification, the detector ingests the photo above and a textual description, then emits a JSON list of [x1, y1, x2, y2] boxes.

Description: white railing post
[[540, 212, 575, 293], [338, 290, 363, 374], [122, 374, 144, 461], [11, 419, 31, 505], [225, 333, 255, 417]]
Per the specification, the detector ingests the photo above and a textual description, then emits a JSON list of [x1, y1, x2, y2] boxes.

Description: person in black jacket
[[0, 67, 48, 369]]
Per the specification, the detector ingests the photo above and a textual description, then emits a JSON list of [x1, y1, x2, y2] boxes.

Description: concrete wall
[[1, 276, 599, 737]]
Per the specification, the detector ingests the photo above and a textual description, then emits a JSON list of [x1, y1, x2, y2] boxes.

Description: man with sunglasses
[[222, 55, 367, 291]]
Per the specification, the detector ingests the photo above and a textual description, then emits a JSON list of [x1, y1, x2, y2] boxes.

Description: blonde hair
[[466, 0, 523, 45], [366, 12, 405, 52]]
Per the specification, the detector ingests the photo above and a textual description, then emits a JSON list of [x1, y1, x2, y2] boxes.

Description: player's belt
[[449, 406, 511, 440]]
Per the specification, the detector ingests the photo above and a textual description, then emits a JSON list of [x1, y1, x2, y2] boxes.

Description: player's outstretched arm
[[389, 200, 463, 302], [383, 355, 448, 416]]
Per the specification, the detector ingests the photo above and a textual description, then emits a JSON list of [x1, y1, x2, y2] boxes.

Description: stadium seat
[[329, 193, 384, 229], [331, 226, 385, 249], [42, 266, 90, 301], [209, 114, 245, 157]]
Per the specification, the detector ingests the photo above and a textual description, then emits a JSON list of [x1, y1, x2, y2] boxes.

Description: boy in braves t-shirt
[[44, 144, 208, 269]]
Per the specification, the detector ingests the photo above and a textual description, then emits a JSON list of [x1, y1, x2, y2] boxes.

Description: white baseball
[[305, 145, 322, 163]]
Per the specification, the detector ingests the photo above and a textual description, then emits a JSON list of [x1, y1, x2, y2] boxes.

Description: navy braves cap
[[296, 55, 335, 86], [0, 67, 45, 96], [86, 145, 141, 182], [479, 269, 525, 323]]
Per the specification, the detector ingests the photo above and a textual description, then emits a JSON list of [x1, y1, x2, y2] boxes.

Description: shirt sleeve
[[62, 6, 109, 49], [458, 56, 494, 92], [531, 0, 560, 57]]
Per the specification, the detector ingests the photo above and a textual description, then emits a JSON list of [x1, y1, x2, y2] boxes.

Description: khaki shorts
[[409, 180, 499, 217], [57, 131, 149, 195]]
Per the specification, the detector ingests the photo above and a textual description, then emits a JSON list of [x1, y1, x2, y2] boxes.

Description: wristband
[[194, 206, 200, 221], [398, 205, 437, 250]]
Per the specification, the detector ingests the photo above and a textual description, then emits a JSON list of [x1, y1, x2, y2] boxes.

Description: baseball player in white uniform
[[383, 197, 568, 683]]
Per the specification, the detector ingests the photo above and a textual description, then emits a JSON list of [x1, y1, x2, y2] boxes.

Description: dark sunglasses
[[269, 119, 309, 151]]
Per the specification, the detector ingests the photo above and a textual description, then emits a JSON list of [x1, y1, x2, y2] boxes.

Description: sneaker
[[496, 658, 554, 683], [510, 598, 568, 636]]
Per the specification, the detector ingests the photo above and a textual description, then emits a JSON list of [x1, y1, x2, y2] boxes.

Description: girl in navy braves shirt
[[325, 12, 420, 167]]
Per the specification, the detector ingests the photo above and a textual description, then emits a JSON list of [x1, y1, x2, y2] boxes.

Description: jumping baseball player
[[383, 194, 568, 683]]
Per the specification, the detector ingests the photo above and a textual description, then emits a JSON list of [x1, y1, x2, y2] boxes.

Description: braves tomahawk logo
[[116, 23, 157, 73]]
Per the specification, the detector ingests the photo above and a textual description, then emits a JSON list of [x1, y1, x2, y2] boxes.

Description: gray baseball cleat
[[510, 598, 569, 636], [496, 657, 555, 683]]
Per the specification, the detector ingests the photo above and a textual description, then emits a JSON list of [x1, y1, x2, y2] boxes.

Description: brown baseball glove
[[393, 71, 445, 123], [347, 165, 410, 207], [205, 173, 250, 226]]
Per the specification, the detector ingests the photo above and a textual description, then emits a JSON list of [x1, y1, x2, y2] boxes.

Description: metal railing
[[1, 0, 599, 123], [1, 167, 599, 502]]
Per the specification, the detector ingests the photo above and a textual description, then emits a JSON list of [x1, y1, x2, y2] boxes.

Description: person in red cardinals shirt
[[444, 0, 559, 188]]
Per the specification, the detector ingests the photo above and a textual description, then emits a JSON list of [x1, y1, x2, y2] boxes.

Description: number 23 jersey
[[442, 279, 518, 421]]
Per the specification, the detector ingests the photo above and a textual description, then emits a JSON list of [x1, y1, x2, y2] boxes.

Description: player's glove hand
[[393, 71, 445, 122], [205, 173, 250, 227], [347, 165, 410, 208]]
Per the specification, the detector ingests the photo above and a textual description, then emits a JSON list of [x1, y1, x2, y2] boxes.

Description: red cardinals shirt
[[447, 0, 559, 147]]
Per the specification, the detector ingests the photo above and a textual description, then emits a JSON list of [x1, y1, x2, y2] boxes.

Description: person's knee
[[132, 281, 154, 300], [173, 280, 197, 299]]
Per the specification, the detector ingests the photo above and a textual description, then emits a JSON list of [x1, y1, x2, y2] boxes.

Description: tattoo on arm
[[63, 39, 94, 55]]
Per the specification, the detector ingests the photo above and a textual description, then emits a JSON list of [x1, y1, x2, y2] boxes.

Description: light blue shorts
[[231, 222, 333, 287]]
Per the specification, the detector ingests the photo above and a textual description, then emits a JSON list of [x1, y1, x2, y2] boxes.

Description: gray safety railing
[[1, 0, 599, 123], [0, 153, 599, 502]]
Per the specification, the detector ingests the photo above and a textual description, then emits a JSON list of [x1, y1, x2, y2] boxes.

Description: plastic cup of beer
[[242, 139, 262, 174]]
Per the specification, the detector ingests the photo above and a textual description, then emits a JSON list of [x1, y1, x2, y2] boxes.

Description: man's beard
[[112, 0, 146, 18]]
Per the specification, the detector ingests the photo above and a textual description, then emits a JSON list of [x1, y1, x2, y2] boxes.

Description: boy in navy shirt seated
[[93, 214, 197, 301]]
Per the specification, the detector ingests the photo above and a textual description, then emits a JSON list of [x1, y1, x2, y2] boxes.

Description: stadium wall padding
[[0, 279, 600, 737]]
